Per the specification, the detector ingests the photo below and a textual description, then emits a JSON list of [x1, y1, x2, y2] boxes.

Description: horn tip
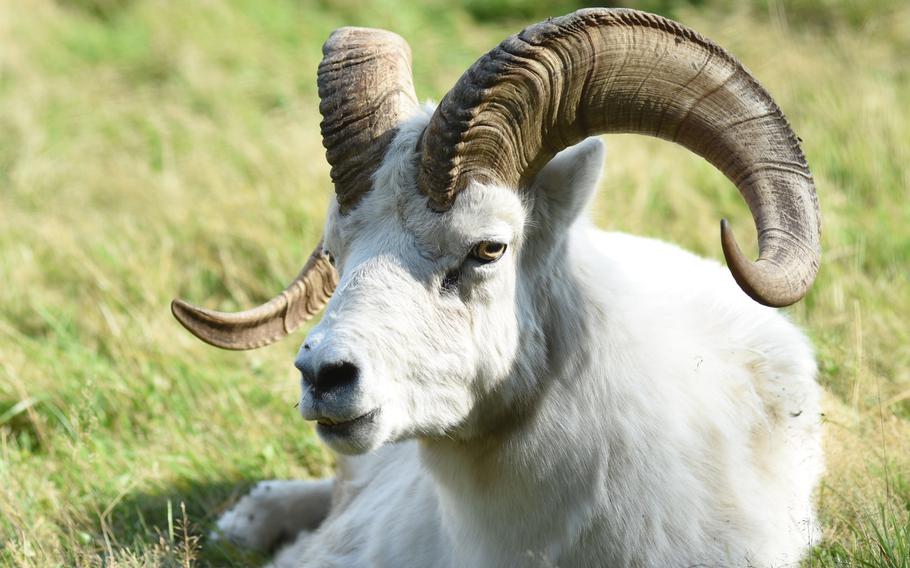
[[170, 297, 211, 341], [720, 219, 801, 308], [171, 297, 218, 328], [170, 297, 194, 326], [170, 298, 252, 351]]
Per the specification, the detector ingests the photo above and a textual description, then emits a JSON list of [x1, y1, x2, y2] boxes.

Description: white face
[[295, 113, 605, 455]]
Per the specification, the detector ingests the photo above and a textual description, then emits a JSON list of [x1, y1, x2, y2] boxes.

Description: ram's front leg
[[213, 478, 333, 552]]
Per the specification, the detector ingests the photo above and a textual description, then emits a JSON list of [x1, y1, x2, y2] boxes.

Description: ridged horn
[[171, 243, 337, 350], [417, 8, 820, 307], [319, 27, 420, 213], [173, 28, 420, 349]]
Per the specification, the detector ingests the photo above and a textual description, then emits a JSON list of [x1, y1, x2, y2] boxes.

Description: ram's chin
[[315, 408, 387, 455]]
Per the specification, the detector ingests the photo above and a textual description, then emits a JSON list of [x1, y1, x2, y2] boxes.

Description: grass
[[0, 0, 907, 566]]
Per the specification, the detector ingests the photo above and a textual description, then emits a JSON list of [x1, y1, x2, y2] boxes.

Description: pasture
[[1, 0, 908, 565]]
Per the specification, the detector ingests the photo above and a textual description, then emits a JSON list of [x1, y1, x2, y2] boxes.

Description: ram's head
[[172, 9, 820, 455]]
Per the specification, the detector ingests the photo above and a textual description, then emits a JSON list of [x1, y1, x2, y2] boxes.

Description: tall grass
[[1, 0, 907, 566]]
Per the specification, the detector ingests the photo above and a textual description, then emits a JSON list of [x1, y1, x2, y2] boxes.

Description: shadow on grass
[[99, 477, 270, 567]]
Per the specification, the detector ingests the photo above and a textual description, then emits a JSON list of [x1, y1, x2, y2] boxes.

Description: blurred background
[[0, 0, 908, 565]]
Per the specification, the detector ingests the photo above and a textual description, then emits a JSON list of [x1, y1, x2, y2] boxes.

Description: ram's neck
[[419, 224, 612, 563]]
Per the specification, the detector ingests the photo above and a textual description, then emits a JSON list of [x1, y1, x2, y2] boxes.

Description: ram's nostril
[[314, 361, 360, 397]]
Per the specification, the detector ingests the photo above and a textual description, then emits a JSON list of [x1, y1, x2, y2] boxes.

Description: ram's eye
[[471, 241, 507, 263], [323, 250, 336, 266]]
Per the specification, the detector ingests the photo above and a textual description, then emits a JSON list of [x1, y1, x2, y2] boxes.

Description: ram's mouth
[[314, 408, 383, 455], [316, 409, 379, 431]]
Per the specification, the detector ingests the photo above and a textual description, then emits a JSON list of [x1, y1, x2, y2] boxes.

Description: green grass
[[1, 0, 908, 566]]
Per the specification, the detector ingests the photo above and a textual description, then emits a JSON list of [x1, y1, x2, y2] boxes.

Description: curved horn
[[418, 8, 820, 307], [172, 28, 420, 349], [171, 243, 337, 350], [320, 27, 420, 213]]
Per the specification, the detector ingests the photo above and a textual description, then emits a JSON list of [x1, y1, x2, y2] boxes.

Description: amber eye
[[471, 241, 507, 263]]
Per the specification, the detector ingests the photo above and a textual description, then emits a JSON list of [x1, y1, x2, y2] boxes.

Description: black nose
[[304, 361, 360, 399]]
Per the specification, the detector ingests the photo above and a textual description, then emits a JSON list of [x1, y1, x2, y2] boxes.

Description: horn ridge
[[318, 27, 420, 213]]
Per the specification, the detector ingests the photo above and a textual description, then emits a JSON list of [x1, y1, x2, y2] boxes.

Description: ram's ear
[[529, 137, 605, 232]]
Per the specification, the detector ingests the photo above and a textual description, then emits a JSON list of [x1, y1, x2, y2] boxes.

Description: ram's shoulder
[[583, 230, 732, 290], [576, 228, 813, 362]]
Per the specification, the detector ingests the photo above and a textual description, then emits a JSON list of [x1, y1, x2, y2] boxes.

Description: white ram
[[173, 8, 823, 568]]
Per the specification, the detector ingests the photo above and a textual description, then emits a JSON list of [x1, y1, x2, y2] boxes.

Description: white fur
[[215, 108, 823, 567]]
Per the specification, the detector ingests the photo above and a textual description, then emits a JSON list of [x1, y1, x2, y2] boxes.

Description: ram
[[172, 8, 823, 568]]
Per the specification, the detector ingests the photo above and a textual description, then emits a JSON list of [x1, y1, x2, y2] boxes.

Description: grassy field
[[1, 0, 908, 566]]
